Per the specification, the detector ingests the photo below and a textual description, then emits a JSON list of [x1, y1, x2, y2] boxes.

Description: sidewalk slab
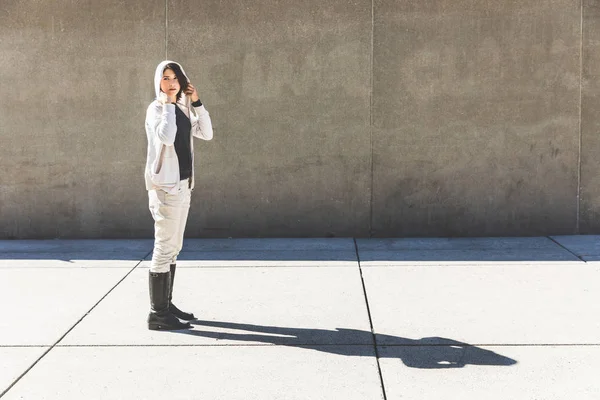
[[140, 253, 357, 267], [61, 266, 372, 346], [143, 238, 358, 267], [551, 235, 600, 261], [1, 346, 384, 400], [0, 347, 47, 396], [362, 264, 600, 345], [357, 237, 581, 265], [0, 259, 142, 268], [378, 345, 600, 399], [180, 238, 356, 251], [0, 239, 152, 267], [0, 268, 132, 345], [0, 240, 152, 257], [358, 237, 558, 250]]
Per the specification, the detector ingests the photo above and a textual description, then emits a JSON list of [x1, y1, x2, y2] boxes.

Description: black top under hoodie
[[173, 99, 202, 180]]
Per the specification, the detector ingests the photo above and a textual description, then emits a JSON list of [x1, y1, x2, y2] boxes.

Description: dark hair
[[162, 63, 189, 101]]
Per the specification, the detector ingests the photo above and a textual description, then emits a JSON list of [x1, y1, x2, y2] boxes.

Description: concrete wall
[[0, 0, 598, 238], [581, 0, 600, 233]]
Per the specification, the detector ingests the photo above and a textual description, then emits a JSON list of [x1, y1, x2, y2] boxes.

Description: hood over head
[[154, 60, 191, 102]]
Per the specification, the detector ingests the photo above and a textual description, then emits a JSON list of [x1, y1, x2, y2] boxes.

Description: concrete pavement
[[1, 236, 599, 399]]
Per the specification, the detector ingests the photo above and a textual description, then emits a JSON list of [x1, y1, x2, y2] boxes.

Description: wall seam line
[[165, 0, 168, 59], [368, 0, 375, 238], [577, 0, 584, 233]]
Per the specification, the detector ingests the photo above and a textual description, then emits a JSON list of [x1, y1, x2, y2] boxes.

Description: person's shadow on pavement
[[179, 320, 517, 369]]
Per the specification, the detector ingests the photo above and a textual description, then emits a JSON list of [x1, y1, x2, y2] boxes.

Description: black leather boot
[[169, 264, 196, 321], [148, 271, 191, 330]]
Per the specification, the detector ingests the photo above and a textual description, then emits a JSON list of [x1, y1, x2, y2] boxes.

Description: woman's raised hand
[[158, 92, 171, 104], [185, 83, 199, 102]]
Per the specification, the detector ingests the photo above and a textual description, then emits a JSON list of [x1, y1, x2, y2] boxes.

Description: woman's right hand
[[158, 92, 171, 104]]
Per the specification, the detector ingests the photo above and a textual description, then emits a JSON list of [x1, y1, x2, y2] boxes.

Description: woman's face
[[160, 68, 180, 99]]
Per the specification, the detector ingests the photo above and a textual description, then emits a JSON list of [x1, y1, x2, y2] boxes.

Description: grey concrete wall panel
[[0, 0, 164, 238], [581, 1, 600, 233], [372, 1, 581, 237], [166, 0, 372, 237]]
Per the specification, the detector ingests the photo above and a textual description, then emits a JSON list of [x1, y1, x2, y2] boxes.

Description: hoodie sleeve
[[190, 104, 213, 141], [146, 102, 177, 146]]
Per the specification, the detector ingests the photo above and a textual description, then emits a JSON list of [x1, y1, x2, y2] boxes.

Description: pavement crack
[[546, 236, 585, 262], [354, 238, 388, 400]]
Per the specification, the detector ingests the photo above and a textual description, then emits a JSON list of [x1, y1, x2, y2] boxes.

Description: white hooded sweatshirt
[[144, 60, 213, 193]]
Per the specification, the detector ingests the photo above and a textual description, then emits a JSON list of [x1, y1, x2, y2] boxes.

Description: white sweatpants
[[148, 181, 191, 273]]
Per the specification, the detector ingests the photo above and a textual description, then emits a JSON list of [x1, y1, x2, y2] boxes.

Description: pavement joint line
[[51, 343, 379, 348], [377, 343, 600, 347], [5, 343, 600, 349], [11, 262, 593, 269], [547, 236, 586, 262], [360, 262, 589, 267], [4, 342, 600, 348], [0, 267, 141, 270], [136, 265, 359, 269], [44, 343, 600, 348], [354, 238, 388, 400], [0, 252, 150, 399], [0, 253, 149, 256], [172, 249, 357, 253]]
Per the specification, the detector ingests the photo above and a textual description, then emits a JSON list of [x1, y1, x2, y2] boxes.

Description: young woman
[[144, 60, 213, 330]]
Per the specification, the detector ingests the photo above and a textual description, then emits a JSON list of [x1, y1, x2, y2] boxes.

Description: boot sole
[[148, 323, 191, 331]]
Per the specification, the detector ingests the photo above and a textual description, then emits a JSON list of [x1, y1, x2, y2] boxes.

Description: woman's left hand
[[185, 83, 199, 102]]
